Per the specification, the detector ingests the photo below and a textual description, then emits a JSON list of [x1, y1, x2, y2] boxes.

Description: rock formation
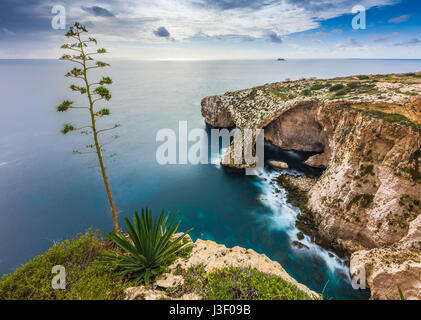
[[201, 72, 421, 299], [268, 160, 289, 169], [124, 234, 318, 300]]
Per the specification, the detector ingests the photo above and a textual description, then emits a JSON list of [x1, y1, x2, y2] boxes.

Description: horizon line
[[1, 57, 421, 61]]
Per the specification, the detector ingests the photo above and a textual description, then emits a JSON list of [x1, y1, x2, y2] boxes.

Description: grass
[[0, 230, 316, 301], [363, 110, 421, 132], [0, 230, 134, 300], [169, 266, 318, 300], [267, 86, 297, 100]]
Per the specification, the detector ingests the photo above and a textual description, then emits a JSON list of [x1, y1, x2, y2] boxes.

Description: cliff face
[[201, 73, 421, 299], [264, 102, 327, 153]]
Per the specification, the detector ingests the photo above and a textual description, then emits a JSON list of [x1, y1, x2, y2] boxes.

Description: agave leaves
[[104, 209, 193, 285]]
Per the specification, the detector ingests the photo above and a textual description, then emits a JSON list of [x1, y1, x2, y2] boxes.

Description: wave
[[255, 169, 350, 277]]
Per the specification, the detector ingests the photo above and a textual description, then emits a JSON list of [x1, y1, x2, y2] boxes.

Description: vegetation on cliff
[[104, 209, 193, 285], [0, 229, 317, 300], [168, 265, 315, 300], [0, 231, 131, 300], [212, 72, 421, 131]]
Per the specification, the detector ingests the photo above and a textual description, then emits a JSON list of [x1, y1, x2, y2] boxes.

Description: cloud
[[301, 31, 328, 39], [194, 0, 277, 11], [388, 14, 411, 23], [336, 37, 364, 48], [0, 0, 403, 58], [241, 35, 257, 42], [265, 31, 283, 44], [153, 26, 171, 38], [0, 0, 397, 43], [394, 38, 421, 46], [284, 0, 397, 18], [81, 6, 115, 17], [2, 28, 15, 35], [372, 32, 399, 43]]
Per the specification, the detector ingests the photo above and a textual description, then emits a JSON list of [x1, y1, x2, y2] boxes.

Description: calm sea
[[1, 59, 420, 299]]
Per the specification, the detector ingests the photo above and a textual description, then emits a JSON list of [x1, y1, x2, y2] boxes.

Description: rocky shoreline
[[201, 73, 421, 300]]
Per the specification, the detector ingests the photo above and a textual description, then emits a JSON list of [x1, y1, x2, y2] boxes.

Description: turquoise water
[[1, 59, 421, 299]]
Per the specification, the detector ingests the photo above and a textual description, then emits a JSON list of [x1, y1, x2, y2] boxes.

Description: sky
[[0, 0, 420, 59]]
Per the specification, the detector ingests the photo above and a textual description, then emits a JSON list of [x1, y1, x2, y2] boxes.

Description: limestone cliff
[[124, 235, 318, 300], [201, 72, 421, 300]]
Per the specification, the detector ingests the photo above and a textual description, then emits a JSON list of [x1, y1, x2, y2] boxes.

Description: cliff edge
[[201, 72, 421, 300]]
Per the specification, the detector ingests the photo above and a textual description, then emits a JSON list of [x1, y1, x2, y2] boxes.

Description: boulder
[[268, 160, 289, 169]]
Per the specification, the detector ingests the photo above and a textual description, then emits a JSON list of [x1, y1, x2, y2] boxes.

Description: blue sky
[[0, 0, 420, 59]]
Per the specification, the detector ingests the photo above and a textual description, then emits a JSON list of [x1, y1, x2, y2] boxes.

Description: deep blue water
[[1, 59, 421, 299]]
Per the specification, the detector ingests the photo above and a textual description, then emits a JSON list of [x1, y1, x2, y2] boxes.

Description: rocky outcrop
[[201, 72, 421, 299], [351, 247, 421, 300], [124, 235, 318, 300], [201, 95, 234, 127], [268, 160, 289, 169]]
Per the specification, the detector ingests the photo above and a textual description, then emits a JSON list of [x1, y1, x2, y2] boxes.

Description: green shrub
[[168, 266, 318, 300], [363, 110, 420, 132], [347, 194, 375, 210], [329, 84, 345, 91], [204, 267, 316, 300], [347, 82, 360, 89], [310, 83, 326, 91], [0, 230, 131, 300], [358, 75, 369, 80], [335, 89, 349, 96], [360, 164, 374, 177], [301, 89, 312, 96], [104, 209, 193, 285]]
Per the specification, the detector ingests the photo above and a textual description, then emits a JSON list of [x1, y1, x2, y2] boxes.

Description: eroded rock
[[268, 160, 289, 169], [201, 73, 421, 299]]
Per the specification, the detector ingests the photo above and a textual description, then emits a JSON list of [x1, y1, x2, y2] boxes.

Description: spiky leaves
[[104, 209, 193, 285]]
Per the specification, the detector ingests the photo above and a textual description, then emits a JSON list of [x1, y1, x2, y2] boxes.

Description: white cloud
[[55, 0, 397, 43], [0, 0, 405, 59]]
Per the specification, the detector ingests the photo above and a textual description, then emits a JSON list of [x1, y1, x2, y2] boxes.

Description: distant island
[[277, 58, 286, 61]]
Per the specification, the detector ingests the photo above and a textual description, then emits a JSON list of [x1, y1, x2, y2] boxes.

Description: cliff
[[124, 234, 319, 300], [201, 72, 421, 300]]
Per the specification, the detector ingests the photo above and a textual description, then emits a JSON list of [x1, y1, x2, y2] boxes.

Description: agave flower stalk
[[57, 22, 119, 232]]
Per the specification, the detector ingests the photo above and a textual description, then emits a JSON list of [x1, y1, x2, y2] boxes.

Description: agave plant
[[105, 208, 193, 285]]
